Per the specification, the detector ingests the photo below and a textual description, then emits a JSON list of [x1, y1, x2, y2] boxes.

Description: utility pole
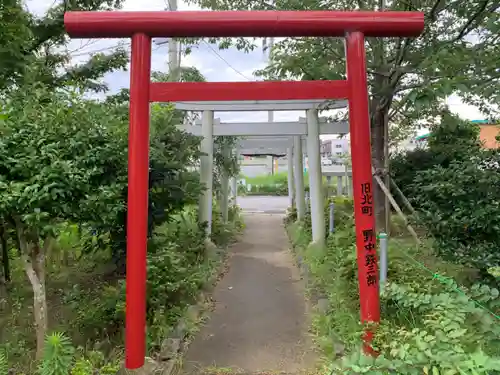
[[266, 36, 275, 174], [155, 0, 180, 82], [266, 36, 274, 124], [167, 0, 180, 82]]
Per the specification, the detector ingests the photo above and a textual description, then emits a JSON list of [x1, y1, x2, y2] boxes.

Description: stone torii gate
[[175, 99, 349, 242], [176, 105, 349, 241], [64, 10, 424, 369]]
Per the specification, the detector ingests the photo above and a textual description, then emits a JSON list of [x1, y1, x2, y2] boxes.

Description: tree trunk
[[0, 224, 10, 282], [23, 254, 48, 361], [371, 106, 390, 233], [15, 220, 50, 361]]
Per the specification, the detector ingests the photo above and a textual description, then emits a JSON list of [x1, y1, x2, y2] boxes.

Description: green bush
[[295, 196, 354, 240], [241, 172, 347, 196], [50, 204, 243, 364], [0, 332, 119, 375], [286, 199, 500, 375], [391, 112, 482, 195], [246, 183, 289, 196], [211, 202, 245, 245], [390, 114, 500, 283], [146, 207, 209, 333], [408, 155, 500, 278]]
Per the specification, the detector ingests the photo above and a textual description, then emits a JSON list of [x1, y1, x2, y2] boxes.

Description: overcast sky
[[26, 0, 485, 139]]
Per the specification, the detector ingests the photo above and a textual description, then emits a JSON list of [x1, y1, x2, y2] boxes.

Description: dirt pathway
[[182, 214, 315, 375]]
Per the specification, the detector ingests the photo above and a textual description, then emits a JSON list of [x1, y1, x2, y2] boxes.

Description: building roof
[[414, 120, 492, 142], [415, 133, 430, 140]]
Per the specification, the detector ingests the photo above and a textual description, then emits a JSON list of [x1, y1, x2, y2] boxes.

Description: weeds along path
[[182, 213, 316, 375]]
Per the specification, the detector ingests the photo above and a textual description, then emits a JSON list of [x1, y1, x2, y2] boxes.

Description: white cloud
[[26, 0, 488, 128], [446, 94, 484, 121]]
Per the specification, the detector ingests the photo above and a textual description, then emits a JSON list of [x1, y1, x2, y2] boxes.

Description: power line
[[67, 38, 251, 82], [70, 42, 130, 58], [202, 41, 252, 81], [69, 42, 166, 59]]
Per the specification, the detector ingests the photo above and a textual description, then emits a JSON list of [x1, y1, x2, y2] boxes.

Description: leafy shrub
[[390, 114, 500, 283], [286, 198, 500, 375], [391, 112, 482, 197], [147, 207, 208, 320], [409, 155, 500, 277], [211, 201, 245, 246], [16, 332, 120, 375], [60, 203, 243, 358], [334, 282, 500, 374], [0, 351, 7, 375], [246, 182, 289, 196]]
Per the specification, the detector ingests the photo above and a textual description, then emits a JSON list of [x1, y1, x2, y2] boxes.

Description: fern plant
[[0, 351, 8, 375], [38, 332, 74, 375]]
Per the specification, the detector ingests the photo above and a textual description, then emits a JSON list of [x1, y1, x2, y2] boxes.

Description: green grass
[[242, 172, 299, 186], [240, 173, 351, 196]]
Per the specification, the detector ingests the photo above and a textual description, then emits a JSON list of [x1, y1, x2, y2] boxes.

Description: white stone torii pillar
[[293, 136, 306, 220], [306, 109, 325, 246], [287, 143, 295, 208], [220, 142, 231, 223], [230, 148, 239, 206], [199, 110, 214, 236]]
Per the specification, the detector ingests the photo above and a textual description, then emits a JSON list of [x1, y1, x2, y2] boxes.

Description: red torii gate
[[64, 10, 424, 369]]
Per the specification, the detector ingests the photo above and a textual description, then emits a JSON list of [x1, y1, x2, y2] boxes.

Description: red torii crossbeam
[[64, 10, 424, 369]]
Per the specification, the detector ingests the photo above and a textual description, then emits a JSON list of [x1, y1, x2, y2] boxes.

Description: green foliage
[[0, 0, 127, 91], [146, 207, 208, 331], [409, 156, 500, 274], [244, 172, 289, 186], [0, 350, 7, 375], [286, 198, 500, 375], [245, 183, 289, 196], [38, 333, 74, 375], [425, 114, 483, 164], [17, 332, 121, 375], [0, 41, 244, 369], [213, 136, 240, 197], [0, 86, 128, 236], [36, 91, 205, 273], [152, 67, 207, 84], [211, 202, 245, 246], [57, 203, 243, 358], [241, 172, 343, 196], [391, 114, 500, 279], [334, 282, 500, 374], [0, 0, 32, 89], [186, 0, 500, 162], [391, 112, 482, 189]]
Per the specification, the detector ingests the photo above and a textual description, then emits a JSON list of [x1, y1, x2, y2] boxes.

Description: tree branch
[[454, 0, 489, 42]]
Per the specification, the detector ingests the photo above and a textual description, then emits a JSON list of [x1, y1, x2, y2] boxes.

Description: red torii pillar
[[64, 10, 424, 369]]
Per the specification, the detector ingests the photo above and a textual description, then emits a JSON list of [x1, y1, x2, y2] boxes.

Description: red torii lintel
[[149, 80, 350, 102], [64, 10, 424, 370], [64, 10, 424, 38]]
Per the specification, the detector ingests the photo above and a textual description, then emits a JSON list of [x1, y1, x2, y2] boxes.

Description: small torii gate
[[179, 115, 349, 219], [175, 99, 349, 240], [64, 10, 424, 369]]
